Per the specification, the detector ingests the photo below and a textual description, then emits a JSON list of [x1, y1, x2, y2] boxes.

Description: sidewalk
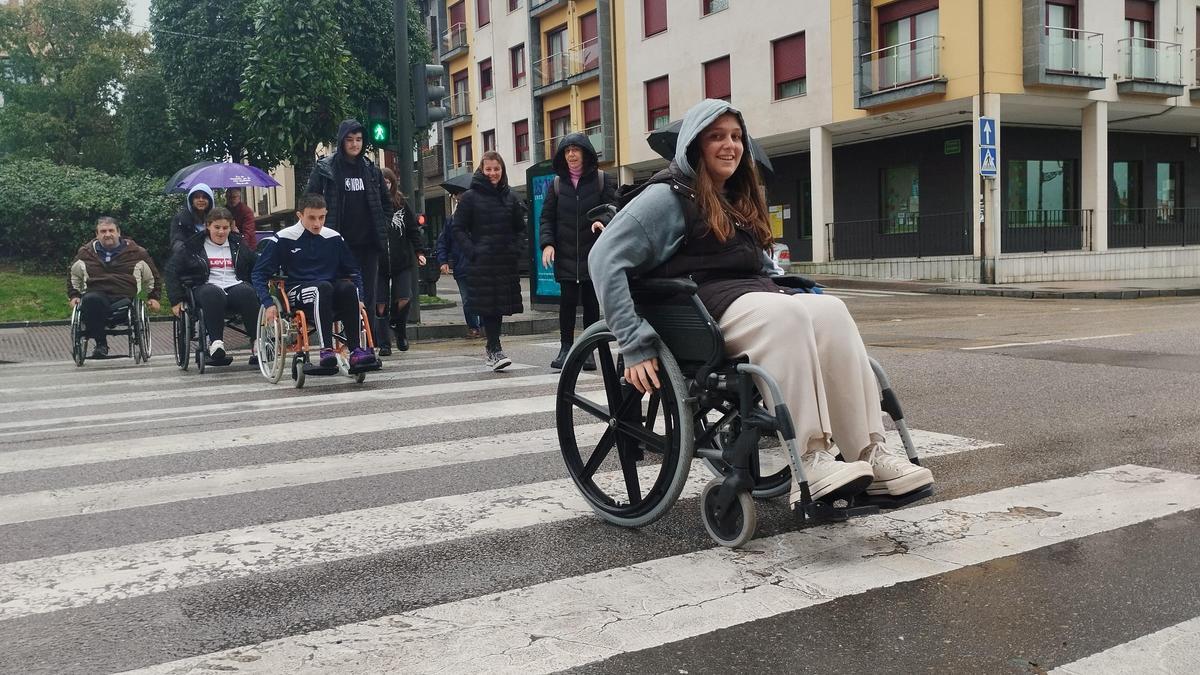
[[412, 276, 559, 340], [805, 274, 1200, 300]]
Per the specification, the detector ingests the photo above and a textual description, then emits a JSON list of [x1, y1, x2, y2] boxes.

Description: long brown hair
[[477, 150, 509, 186], [689, 119, 773, 249], [381, 167, 406, 210]]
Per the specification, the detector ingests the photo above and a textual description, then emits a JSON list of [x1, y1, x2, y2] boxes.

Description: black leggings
[[558, 280, 599, 346], [193, 282, 259, 342], [482, 315, 503, 352]]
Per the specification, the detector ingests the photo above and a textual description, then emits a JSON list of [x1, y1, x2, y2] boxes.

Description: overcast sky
[[128, 0, 150, 29]]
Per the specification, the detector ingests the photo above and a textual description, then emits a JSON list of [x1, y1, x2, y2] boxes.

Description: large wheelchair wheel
[[557, 322, 694, 528], [256, 302, 286, 383], [133, 301, 152, 363], [70, 305, 85, 367], [194, 306, 208, 374], [172, 308, 192, 370]]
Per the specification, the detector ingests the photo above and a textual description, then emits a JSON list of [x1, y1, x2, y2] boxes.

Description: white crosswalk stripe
[[0, 347, 1189, 674]]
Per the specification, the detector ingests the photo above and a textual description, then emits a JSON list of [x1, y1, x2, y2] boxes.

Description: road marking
[[124, 465, 1200, 675], [0, 392, 590, 474], [1049, 615, 1200, 674], [960, 333, 1133, 351], [0, 365, 542, 434], [0, 425, 603, 525], [822, 288, 926, 297]]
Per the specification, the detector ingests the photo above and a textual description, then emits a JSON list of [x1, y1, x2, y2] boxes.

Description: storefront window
[[1111, 161, 1141, 224], [881, 164, 919, 234], [1156, 162, 1182, 219], [1006, 160, 1075, 216]]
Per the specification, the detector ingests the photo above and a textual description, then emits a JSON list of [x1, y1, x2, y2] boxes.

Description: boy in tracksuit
[[251, 193, 377, 370]]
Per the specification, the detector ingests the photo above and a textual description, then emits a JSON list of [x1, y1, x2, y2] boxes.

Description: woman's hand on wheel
[[171, 303, 182, 317], [624, 357, 660, 394]]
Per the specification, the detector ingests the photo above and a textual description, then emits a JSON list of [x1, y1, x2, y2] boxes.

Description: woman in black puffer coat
[[450, 151, 526, 372], [538, 132, 617, 370], [377, 167, 427, 355]]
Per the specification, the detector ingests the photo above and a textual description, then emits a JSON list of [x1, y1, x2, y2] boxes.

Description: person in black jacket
[[377, 167, 427, 355], [304, 119, 389, 348], [539, 133, 617, 370], [169, 184, 215, 254], [450, 151, 526, 372], [165, 207, 259, 364]]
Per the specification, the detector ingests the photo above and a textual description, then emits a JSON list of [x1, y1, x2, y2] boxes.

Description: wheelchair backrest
[[634, 293, 725, 374]]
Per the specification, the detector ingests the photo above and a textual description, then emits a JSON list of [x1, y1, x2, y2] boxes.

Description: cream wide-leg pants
[[716, 291, 885, 461]]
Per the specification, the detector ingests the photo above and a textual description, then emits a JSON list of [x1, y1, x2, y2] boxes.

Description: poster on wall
[[526, 161, 561, 306]]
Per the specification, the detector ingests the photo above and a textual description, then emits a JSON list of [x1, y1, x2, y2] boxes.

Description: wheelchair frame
[[69, 298, 152, 367], [556, 276, 930, 547], [171, 286, 252, 373], [255, 278, 379, 388]]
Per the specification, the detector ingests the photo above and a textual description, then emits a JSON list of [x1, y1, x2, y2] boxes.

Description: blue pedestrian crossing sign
[[979, 147, 998, 177]]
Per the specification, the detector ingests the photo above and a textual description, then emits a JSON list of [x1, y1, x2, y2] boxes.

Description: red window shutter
[[1125, 0, 1155, 21], [449, 2, 465, 27], [476, 0, 490, 27], [643, 0, 667, 37], [704, 57, 731, 100], [646, 77, 669, 110], [580, 11, 598, 44], [877, 0, 938, 25], [583, 97, 601, 127], [772, 33, 806, 85]]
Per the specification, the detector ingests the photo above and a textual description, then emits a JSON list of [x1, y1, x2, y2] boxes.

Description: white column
[[808, 126, 834, 263], [974, 93, 1003, 279], [1082, 101, 1108, 251]]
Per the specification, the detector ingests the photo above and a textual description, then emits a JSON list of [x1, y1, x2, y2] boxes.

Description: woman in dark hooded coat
[[538, 133, 617, 370], [449, 151, 526, 372]]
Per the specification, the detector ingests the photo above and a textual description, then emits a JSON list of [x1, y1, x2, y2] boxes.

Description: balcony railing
[[442, 22, 467, 54], [859, 35, 944, 95], [533, 37, 601, 89], [1117, 37, 1182, 84], [445, 90, 470, 121], [1045, 27, 1103, 77], [1109, 207, 1200, 248], [826, 211, 971, 260], [1003, 209, 1090, 253], [543, 126, 605, 159], [447, 160, 473, 180]]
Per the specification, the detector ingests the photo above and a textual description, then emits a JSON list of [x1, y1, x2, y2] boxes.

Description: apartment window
[[455, 137, 473, 166], [580, 11, 599, 71], [704, 56, 731, 101], [703, 0, 728, 15], [878, 0, 939, 88], [645, 76, 670, 130], [1045, 0, 1078, 72], [644, 0, 667, 37], [449, 2, 466, 31], [479, 58, 493, 100], [451, 69, 469, 116], [1125, 0, 1155, 38], [881, 164, 920, 234], [546, 26, 568, 82], [772, 33, 806, 99], [1156, 162, 1182, 211], [509, 0, 521, 11], [548, 106, 572, 144], [510, 44, 526, 87], [1006, 160, 1076, 213], [482, 130, 496, 153], [476, 0, 490, 27], [1046, 0, 1077, 29], [583, 96, 602, 132], [513, 119, 530, 162]]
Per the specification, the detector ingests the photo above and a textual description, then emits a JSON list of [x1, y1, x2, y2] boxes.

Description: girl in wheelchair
[[588, 99, 933, 510]]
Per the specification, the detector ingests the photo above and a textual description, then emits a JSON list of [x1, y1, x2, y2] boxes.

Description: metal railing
[[1117, 37, 1182, 84], [542, 126, 605, 158], [858, 34, 944, 95], [442, 22, 467, 54], [1003, 209, 1090, 253], [532, 37, 601, 89], [825, 211, 971, 260], [1045, 27, 1103, 77], [1109, 207, 1200, 248], [445, 90, 470, 120], [446, 160, 473, 180]]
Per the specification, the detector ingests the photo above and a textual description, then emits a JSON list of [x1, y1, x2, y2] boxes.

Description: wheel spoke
[[615, 419, 667, 454], [645, 391, 660, 430], [594, 342, 623, 409], [563, 392, 610, 422], [580, 427, 617, 481], [619, 446, 641, 504]]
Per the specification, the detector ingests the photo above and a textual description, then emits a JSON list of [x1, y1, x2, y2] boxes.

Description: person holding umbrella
[[224, 188, 258, 249], [170, 184, 215, 254], [538, 133, 617, 371]]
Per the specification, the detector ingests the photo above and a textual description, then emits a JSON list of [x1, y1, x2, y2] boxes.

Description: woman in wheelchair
[[588, 99, 933, 510], [166, 207, 260, 364]]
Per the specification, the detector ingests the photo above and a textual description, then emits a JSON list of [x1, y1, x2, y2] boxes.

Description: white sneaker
[[490, 350, 512, 372], [789, 448, 873, 507], [862, 443, 934, 497], [208, 339, 226, 360]]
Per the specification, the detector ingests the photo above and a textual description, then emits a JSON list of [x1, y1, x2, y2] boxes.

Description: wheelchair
[[69, 297, 152, 367], [171, 286, 251, 373], [556, 276, 931, 548], [255, 278, 381, 388]]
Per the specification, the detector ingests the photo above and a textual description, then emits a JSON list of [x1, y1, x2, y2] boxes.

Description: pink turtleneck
[[569, 166, 583, 187]]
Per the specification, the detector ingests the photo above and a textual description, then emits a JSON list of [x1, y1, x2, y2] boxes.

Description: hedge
[[0, 159, 180, 274]]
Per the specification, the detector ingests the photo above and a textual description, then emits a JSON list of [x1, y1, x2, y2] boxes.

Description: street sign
[[979, 147, 998, 178], [978, 117, 996, 147]]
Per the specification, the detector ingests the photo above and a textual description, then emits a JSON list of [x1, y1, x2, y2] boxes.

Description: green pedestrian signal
[[371, 122, 388, 143], [366, 99, 391, 146]]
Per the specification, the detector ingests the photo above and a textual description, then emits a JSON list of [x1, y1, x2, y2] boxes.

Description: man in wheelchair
[[588, 99, 933, 512], [165, 207, 260, 365], [67, 217, 162, 359], [251, 193, 378, 371]]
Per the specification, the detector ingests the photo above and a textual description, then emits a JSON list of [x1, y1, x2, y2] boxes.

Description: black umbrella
[[439, 172, 474, 195], [646, 119, 775, 177], [163, 161, 220, 195]]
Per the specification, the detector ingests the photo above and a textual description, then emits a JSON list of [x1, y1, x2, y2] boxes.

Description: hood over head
[[187, 184, 215, 214], [672, 98, 754, 180], [336, 119, 366, 159], [552, 132, 599, 177]]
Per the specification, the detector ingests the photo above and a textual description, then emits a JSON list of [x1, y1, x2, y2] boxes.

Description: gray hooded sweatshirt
[[587, 99, 775, 366]]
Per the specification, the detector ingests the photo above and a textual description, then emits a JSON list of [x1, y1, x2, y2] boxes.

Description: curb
[[0, 302, 465, 330], [1, 315, 563, 338], [928, 287, 1200, 300]]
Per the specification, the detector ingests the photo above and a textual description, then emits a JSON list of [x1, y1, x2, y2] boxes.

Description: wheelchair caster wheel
[[700, 478, 757, 548]]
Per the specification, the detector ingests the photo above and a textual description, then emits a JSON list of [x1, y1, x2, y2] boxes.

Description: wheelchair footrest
[[204, 355, 234, 367], [302, 364, 340, 376], [794, 500, 880, 523], [347, 362, 382, 375], [852, 486, 934, 510]]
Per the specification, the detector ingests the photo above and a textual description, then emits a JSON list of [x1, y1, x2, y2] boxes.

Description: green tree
[[118, 55, 194, 176], [149, 0, 255, 163], [238, 0, 350, 201], [0, 0, 147, 172]]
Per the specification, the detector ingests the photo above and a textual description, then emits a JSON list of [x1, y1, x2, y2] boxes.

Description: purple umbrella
[[167, 162, 281, 194]]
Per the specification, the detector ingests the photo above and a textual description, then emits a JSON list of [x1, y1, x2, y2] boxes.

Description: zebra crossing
[[1, 347, 1196, 674]]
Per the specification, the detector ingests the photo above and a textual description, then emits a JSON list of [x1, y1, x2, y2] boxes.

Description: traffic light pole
[[393, 0, 421, 321]]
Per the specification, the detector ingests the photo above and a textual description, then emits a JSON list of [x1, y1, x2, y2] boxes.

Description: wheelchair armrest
[[586, 204, 618, 226], [629, 277, 698, 297], [771, 274, 823, 291]]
